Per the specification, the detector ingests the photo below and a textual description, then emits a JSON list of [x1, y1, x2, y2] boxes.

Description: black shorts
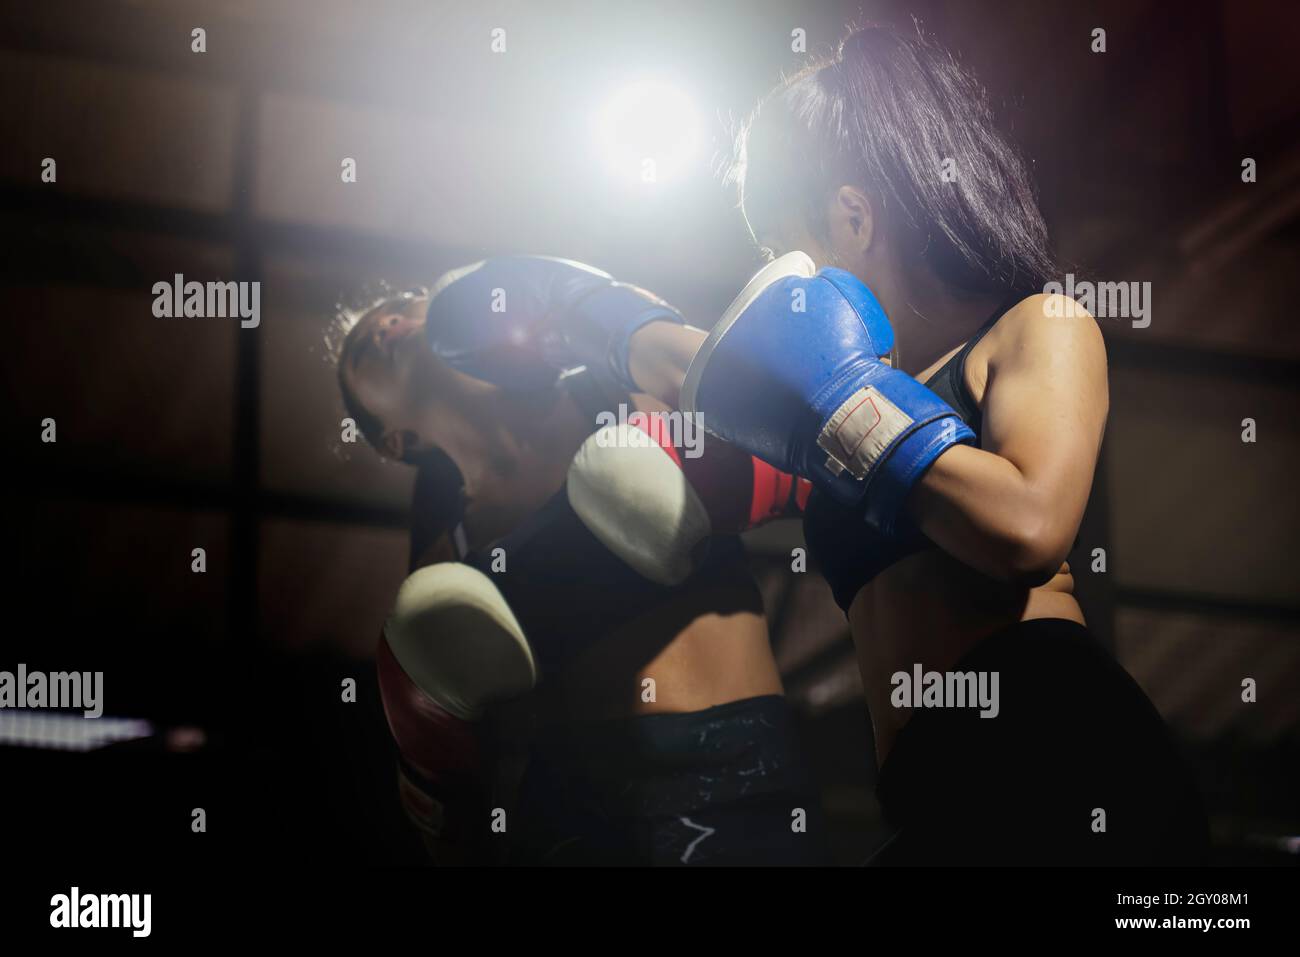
[[870, 618, 1209, 866], [510, 695, 827, 865]]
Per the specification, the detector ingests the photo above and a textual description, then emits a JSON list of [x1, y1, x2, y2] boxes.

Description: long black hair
[[733, 23, 1057, 297]]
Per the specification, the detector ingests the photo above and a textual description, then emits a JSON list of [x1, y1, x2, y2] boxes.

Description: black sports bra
[[922, 308, 1000, 433], [803, 301, 1010, 612]]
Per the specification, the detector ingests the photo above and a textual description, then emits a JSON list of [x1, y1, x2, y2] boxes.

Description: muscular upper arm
[[979, 293, 1108, 542]]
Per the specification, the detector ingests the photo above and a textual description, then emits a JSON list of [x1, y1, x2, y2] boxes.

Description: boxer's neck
[[430, 383, 591, 516], [885, 266, 1004, 377]]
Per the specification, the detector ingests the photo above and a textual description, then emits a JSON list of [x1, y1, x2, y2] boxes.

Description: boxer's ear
[[827, 185, 876, 256]]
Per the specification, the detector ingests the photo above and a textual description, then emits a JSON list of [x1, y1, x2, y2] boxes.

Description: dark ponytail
[[733, 23, 1057, 297]]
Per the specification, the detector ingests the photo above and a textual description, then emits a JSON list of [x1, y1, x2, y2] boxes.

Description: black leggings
[[511, 695, 827, 866], [870, 618, 1208, 866]]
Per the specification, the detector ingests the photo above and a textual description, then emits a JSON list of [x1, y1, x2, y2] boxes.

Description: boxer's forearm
[[626, 320, 707, 408], [906, 444, 1080, 588]]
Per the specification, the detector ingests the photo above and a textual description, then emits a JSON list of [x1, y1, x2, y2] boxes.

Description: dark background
[[1, 0, 1297, 866]]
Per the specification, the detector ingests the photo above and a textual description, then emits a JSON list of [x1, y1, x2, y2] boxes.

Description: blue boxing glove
[[680, 252, 974, 536], [424, 256, 684, 392]]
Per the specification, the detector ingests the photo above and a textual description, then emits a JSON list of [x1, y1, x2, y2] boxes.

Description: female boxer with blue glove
[[611, 24, 1208, 866]]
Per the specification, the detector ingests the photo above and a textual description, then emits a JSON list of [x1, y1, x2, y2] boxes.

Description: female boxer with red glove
[[336, 261, 823, 866]]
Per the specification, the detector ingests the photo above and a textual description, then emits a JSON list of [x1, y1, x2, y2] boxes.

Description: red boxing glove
[[376, 563, 538, 851], [376, 636, 480, 840], [566, 411, 811, 585]]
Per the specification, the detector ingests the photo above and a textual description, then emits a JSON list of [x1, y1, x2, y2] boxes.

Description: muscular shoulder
[[987, 293, 1106, 367], [962, 293, 1106, 411]]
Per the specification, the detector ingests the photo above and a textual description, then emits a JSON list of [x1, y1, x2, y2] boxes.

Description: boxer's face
[[341, 295, 431, 453], [751, 184, 879, 278], [754, 215, 832, 271], [749, 186, 901, 364]]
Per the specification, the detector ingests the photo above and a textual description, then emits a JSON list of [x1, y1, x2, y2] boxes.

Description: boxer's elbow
[[994, 514, 1071, 588]]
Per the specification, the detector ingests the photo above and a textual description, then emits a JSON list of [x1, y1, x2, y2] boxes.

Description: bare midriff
[[848, 547, 1083, 766], [552, 560, 783, 721], [470, 389, 784, 726]]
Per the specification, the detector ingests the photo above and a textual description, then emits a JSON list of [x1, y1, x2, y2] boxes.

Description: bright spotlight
[[593, 80, 704, 186]]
